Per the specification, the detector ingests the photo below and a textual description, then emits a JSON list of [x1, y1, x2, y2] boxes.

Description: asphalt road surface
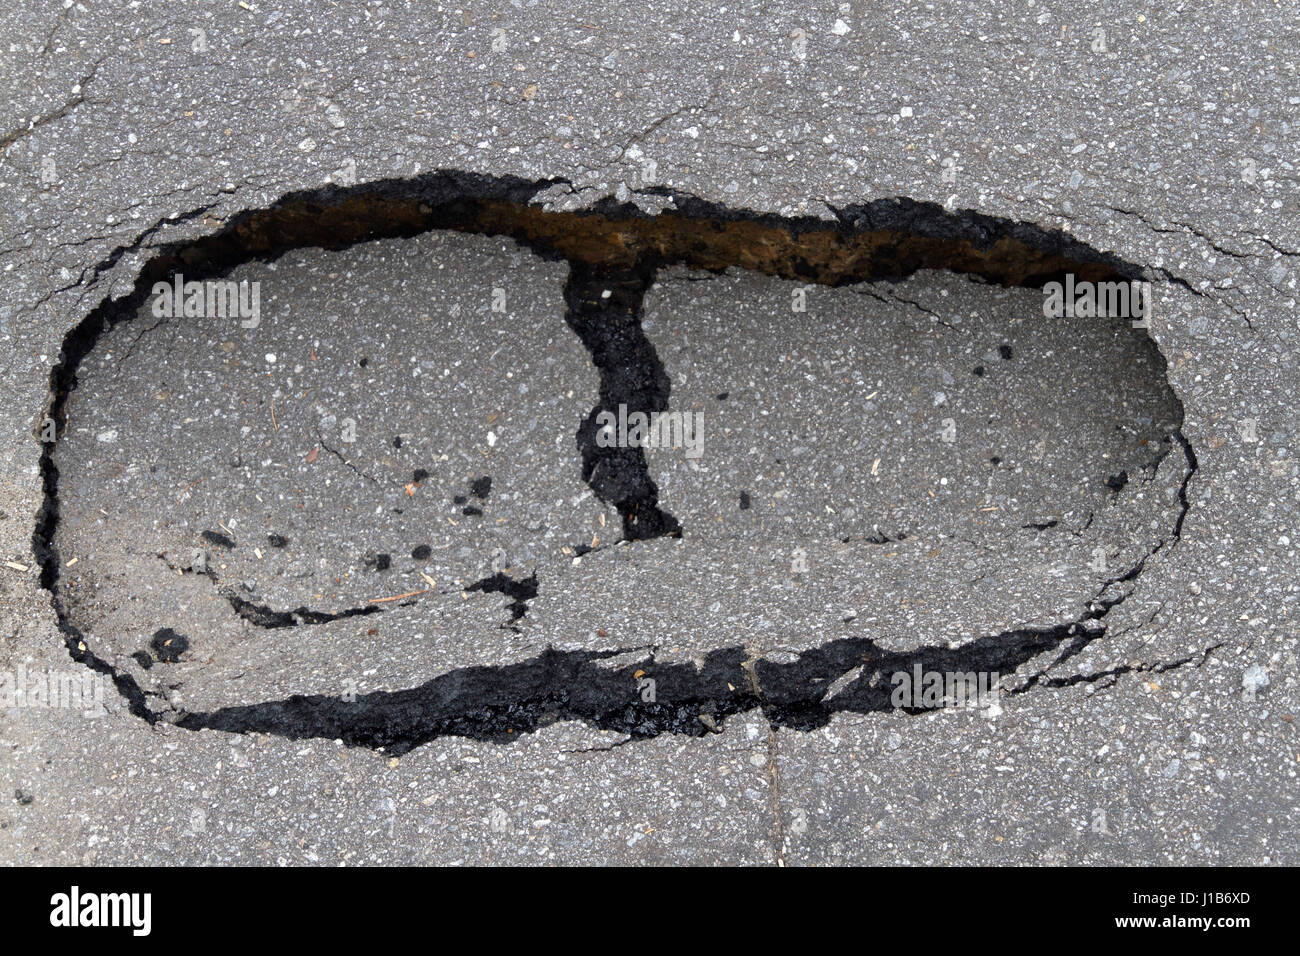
[[0, 0, 1295, 865]]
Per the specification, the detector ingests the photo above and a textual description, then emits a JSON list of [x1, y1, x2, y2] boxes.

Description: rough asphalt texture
[[0, 1, 1296, 864], [55, 233, 613, 714]]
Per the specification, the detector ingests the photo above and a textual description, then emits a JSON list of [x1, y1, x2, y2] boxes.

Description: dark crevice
[[156, 553, 386, 627], [156, 446, 1198, 750], [154, 553, 491, 630], [171, 549, 1173, 753], [465, 571, 539, 631], [563, 262, 681, 541], [1171, 429, 1199, 540], [29, 168, 1201, 747], [315, 428, 379, 486], [220, 590, 382, 629], [1031, 642, 1224, 691]]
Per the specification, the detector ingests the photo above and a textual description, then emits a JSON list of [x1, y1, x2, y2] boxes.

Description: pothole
[[35, 176, 1197, 750]]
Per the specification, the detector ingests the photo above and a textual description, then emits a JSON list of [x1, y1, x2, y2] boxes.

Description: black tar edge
[[563, 261, 681, 540], [173, 513, 1204, 754], [0, 867, 1272, 938], [466, 571, 540, 630]]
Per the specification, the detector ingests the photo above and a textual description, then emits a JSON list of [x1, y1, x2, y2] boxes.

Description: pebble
[[1242, 664, 1269, 694]]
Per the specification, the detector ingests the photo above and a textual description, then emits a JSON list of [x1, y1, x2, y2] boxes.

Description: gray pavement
[[0, 0, 1296, 865]]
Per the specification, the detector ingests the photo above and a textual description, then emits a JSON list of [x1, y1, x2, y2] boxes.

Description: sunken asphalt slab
[[0, 0, 1296, 864]]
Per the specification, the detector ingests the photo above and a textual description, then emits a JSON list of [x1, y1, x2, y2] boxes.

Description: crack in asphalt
[[313, 427, 380, 486], [1100, 203, 1300, 331], [156, 554, 537, 633], [168, 514, 1198, 754], [69, 431, 1201, 749], [465, 572, 540, 632], [0, 59, 102, 154], [1031, 642, 1224, 692], [31, 170, 1204, 749], [564, 261, 681, 541]]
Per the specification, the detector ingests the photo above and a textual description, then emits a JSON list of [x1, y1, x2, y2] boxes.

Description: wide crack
[[563, 261, 680, 541], [171, 527, 1196, 755], [32, 170, 1201, 747]]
